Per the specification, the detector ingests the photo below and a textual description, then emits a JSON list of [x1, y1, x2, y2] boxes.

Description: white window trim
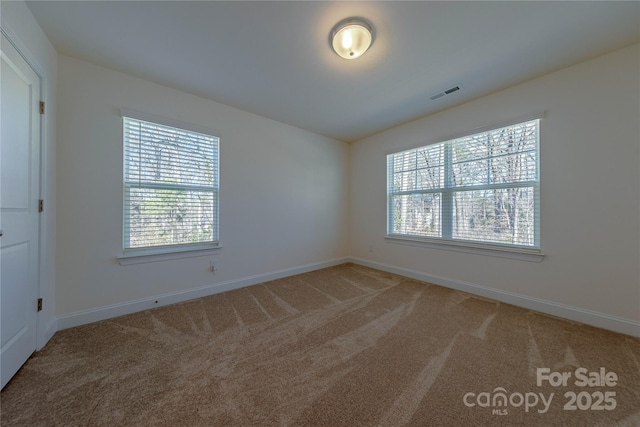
[[385, 235, 544, 262], [119, 109, 221, 263], [117, 243, 222, 265], [386, 112, 545, 261]]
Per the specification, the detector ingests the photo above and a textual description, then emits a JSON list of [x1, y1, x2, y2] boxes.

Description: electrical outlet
[[210, 258, 218, 272]]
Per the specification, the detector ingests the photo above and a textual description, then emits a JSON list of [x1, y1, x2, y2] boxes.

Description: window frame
[[385, 113, 544, 262], [117, 109, 221, 265]]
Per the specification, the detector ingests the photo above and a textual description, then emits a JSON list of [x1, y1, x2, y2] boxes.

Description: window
[[122, 112, 219, 252], [387, 118, 540, 252]]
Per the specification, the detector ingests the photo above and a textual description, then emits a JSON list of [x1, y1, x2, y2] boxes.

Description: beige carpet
[[1, 263, 639, 426]]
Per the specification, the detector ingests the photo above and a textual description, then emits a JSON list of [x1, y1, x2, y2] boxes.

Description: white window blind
[[387, 119, 539, 249], [123, 115, 219, 250]]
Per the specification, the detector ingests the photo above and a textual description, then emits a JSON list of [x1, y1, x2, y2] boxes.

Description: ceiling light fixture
[[330, 17, 374, 60]]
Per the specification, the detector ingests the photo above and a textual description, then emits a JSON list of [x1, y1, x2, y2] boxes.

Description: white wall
[[56, 56, 348, 322], [1, 1, 58, 347], [9, 1, 637, 336], [349, 44, 640, 331]]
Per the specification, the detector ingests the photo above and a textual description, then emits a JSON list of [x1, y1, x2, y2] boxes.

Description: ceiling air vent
[[430, 85, 462, 101]]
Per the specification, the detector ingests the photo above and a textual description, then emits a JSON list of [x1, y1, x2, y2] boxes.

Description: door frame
[[0, 24, 49, 350]]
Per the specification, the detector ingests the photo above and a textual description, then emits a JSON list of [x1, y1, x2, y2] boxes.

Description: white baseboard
[[56, 257, 348, 330], [55, 255, 640, 338], [347, 257, 640, 338]]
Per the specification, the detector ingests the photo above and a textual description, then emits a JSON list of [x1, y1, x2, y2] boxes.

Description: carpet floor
[[1, 263, 639, 426]]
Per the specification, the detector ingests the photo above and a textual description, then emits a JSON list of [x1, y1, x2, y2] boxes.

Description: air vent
[[430, 85, 462, 101], [444, 86, 460, 95]]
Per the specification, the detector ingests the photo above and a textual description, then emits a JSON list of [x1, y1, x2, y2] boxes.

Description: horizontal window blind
[[387, 119, 539, 248], [123, 116, 219, 250]]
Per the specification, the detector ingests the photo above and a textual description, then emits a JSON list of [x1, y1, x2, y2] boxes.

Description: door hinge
[[39, 199, 44, 212], [39, 101, 45, 114], [37, 298, 43, 312]]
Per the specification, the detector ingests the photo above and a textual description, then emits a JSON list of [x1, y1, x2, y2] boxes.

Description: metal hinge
[[37, 298, 43, 312], [39, 101, 45, 114], [39, 199, 44, 212]]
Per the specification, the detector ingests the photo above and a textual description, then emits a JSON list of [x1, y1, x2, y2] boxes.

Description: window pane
[[390, 145, 443, 191], [124, 119, 218, 187], [417, 166, 442, 190], [451, 158, 488, 187], [391, 193, 441, 237], [489, 152, 537, 184], [487, 122, 537, 185], [451, 135, 488, 162], [125, 187, 216, 248], [415, 144, 444, 168], [450, 121, 538, 188], [393, 170, 416, 192], [452, 187, 536, 246], [488, 121, 537, 155], [393, 151, 411, 173]]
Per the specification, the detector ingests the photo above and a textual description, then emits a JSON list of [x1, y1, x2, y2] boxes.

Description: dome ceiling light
[[330, 17, 374, 60]]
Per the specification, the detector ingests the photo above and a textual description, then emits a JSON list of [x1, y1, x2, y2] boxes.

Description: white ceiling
[[26, 1, 640, 142]]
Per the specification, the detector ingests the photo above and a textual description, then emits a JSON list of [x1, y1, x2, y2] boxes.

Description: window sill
[[117, 243, 222, 265], [384, 235, 544, 262]]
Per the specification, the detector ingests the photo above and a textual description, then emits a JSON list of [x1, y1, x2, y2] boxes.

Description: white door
[[0, 31, 41, 390]]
